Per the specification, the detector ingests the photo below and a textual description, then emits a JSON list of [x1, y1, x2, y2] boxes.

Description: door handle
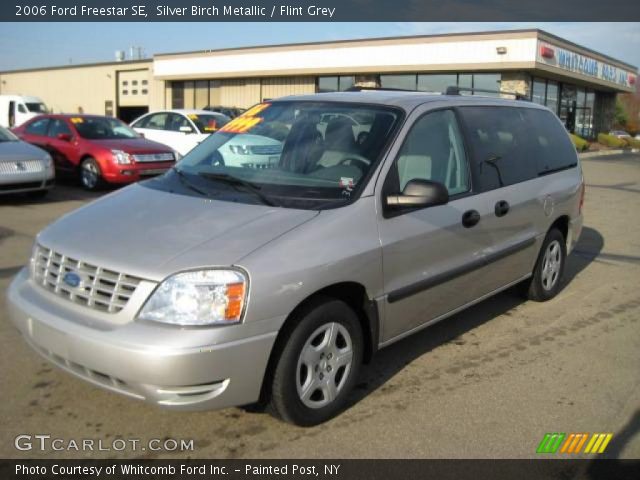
[[462, 210, 481, 228], [495, 200, 510, 217]]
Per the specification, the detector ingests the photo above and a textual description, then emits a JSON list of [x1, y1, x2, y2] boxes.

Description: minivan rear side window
[[459, 106, 538, 192], [523, 108, 578, 175]]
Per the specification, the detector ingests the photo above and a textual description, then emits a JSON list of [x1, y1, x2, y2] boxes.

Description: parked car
[[130, 109, 230, 156], [12, 114, 178, 190], [7, 92, 584, 426], [608, 130, 632, 139], [203, 105, 245, 118], [0, 95, 48, 128], [0, 126, 54, 197]]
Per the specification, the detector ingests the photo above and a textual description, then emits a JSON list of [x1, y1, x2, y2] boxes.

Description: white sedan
[[130, 109, 230, 156]]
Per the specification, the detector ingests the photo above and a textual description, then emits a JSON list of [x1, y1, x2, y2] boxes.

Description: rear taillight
[[579, 181, 585, 214]]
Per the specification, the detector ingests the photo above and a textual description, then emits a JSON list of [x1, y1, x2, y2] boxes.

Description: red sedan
[[12, 114, 178, 190]]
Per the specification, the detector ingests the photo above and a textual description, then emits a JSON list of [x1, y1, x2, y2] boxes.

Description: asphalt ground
[[0, 154, 638, 459]]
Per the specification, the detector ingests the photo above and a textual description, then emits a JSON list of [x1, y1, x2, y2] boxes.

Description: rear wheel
[[525, 228, 566, 301], [80, 157, 103, 191], [269, 297, 363, 426]]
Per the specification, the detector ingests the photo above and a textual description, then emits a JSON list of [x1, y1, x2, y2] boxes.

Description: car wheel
[[525, 228, 566, 301], [80, 157, 103, 191], [269, 297, 363, 426]]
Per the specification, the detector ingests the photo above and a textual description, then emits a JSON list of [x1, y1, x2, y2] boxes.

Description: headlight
[[229, 145, 251, 155], [111, 149, 132, 164], [138, 269, 248, 326]]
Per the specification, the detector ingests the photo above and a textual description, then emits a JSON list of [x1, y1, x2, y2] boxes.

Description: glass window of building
[[473, 73, 501, 96], [338, 76, 355, 91], [458, 74, 473, 89], [381, 74, 417, 90], [546, 81, 559, 114], [532, 78, 546, 105], [417, 74, 457, 92], [318, 76, 355, 92], [318, 76, 339, 93]]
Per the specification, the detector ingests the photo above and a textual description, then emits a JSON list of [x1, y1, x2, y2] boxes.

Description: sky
[[0, 22, 638, 71]]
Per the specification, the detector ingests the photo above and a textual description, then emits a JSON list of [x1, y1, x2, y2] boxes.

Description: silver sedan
[[0, 126, 54, 197]]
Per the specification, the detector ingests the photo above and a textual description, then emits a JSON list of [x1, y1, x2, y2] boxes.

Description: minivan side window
[[391, 109, 470, 195], [459, 106, 538, 192], [523, 108, 578, 175], [24, 118, 50, 136]]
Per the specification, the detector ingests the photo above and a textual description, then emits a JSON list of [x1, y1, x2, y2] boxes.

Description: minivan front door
[[378, 108, 495, 343]]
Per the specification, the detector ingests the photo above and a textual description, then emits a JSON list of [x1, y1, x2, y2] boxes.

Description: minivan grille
[[0, 160, 44, 174], [132, 153, 174, 163], [31, 244, 142, 313]]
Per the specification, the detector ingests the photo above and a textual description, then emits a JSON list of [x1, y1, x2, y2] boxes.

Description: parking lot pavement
[[1, 157, 639, 460]]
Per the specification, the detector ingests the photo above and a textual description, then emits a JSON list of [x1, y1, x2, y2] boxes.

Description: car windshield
[[0, 126, 18, 142], [73, 117, 140, 140], [26, 102, 47, 113], [167, 101, 401, 209], [189, 113, 230, 133]]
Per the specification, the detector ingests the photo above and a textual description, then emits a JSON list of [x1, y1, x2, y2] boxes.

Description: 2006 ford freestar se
[[7, 91, 583, 425]]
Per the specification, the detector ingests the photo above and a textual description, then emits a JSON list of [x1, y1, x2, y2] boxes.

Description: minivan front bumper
[[7, 268, 278, 410]]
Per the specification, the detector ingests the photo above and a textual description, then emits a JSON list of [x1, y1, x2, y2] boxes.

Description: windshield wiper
[[197, 172, 278, 207], [172, 167, 214, 198]]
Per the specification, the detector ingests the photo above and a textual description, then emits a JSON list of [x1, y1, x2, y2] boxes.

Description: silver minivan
[[7, 91, 584, 425]]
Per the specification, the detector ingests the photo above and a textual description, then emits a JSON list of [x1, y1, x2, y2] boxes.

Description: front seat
[[280, 120, 323, 173]]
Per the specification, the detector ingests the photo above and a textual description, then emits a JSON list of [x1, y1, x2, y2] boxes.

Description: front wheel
[[269, 297, 363, 426], [80, 157, 103, 191], [525, 228, 566, 301]]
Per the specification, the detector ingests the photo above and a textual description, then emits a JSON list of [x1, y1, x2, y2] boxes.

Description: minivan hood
[[89, 138, 173, 154], [38, 184, 319, 281]]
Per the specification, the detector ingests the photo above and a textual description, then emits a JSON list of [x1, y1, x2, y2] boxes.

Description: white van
[[0, 95, 48, 128]]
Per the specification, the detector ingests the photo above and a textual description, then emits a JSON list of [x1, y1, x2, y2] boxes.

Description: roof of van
[[0, 95, 44, 103], [275, 91, 550, 112]]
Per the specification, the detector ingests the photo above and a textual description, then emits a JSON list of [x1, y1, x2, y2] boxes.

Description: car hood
[[37, 183, 319, 281], [0, 140, 46, 161], [89, 138, 173, 154]]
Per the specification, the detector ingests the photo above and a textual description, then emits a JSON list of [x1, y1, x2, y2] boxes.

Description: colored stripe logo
[[537, 433, 612, 454]]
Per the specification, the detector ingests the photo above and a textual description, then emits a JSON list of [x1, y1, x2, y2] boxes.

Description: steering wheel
[[338, 155, 370, 173]]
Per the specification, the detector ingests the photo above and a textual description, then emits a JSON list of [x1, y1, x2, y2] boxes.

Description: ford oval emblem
[[63, 272, 81, 288]]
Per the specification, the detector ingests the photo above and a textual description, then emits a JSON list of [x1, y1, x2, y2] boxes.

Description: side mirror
[[386, 179, 449, 210], [57, 133, 72, 142], [179, 126, 194, 134]]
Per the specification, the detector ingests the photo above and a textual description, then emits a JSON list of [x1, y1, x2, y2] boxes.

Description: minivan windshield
[[169, 101, 401, 209], [73, 117, 140, 140]]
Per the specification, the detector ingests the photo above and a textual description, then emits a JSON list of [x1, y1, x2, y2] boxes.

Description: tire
[[525, 228, 566, 301], [269, 297, 364, 426], [79, 157, 103, 191]]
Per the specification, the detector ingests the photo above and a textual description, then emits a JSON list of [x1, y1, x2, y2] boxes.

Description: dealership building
[[0, 29, 636, 138]]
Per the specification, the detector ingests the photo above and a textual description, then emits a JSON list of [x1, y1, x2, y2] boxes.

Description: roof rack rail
[[444, 86, 529, 101], [344, 86, 417, 92]]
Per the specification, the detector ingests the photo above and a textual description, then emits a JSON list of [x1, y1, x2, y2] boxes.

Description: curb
[[579, 149, 639, 159]]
